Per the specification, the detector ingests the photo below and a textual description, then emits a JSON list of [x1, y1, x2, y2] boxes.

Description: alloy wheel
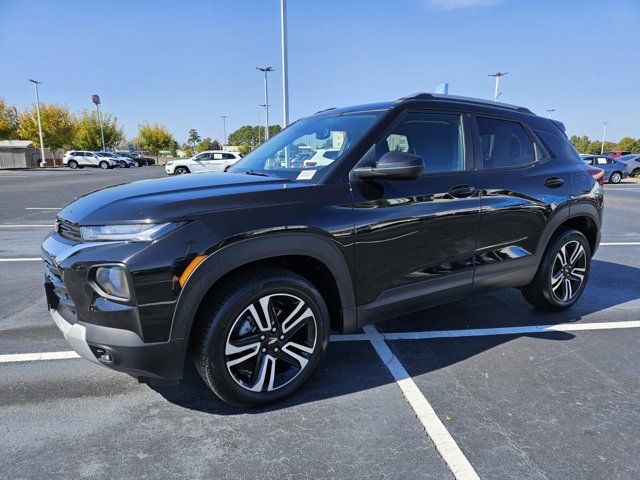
[[550, 240, 586, 302], [610, 172, 622, 184], [224, 293, 317, 393]]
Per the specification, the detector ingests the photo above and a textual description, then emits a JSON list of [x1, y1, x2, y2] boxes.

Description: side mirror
[[354, 151, 424, 180]]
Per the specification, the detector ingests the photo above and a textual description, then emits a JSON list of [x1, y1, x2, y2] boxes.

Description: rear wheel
[[521, 229, 591, 310], [99, 161, 110, 170], [632, 168, 640, 178], [174, 166, 189, 175], [192, 268, 329, 407], [609, 171, 622, 184], [68, 160, 78, 169]]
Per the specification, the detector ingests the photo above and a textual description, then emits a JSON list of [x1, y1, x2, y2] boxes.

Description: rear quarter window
[[534, 130, 584, 165]]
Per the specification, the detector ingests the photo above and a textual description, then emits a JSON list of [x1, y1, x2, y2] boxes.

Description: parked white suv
[[165, 150, 243, 175], [63, 151, 119, 170]]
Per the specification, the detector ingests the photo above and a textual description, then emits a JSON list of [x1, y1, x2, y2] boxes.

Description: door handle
[[544, 177, 564, 188], [449, 184, 476, 198]]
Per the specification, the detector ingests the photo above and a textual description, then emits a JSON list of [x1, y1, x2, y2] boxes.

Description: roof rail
[[396, 92, 534, 115], [315, 107, 336, 114]]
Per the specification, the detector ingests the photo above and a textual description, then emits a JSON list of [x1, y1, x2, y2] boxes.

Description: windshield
[[98, 152, 116, 157], [229, 111, 383, 182]]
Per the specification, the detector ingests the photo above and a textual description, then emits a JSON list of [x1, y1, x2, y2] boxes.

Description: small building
[[0, 140, 56, 168]]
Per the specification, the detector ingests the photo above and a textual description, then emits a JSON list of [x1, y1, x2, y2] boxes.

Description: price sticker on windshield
[[297, 170, 317, 181]]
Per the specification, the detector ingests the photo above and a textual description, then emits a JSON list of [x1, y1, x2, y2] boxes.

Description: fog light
[[94, 266, 130, 300]]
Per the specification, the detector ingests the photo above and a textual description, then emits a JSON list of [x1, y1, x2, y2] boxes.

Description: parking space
[[1, 170, 640, 479]]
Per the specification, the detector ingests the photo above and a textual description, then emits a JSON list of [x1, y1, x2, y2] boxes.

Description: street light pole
[[546, 108, 556, 118], [220, 115, 228, 147], [488, 72, 508, 101], [280, 0, 289, 129], [92, 94, 106, 151], [28, 79, 47, 167], [256, 67, 273, 140], [601, 121, 610, 154]]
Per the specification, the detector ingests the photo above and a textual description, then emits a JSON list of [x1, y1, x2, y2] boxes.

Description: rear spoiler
[[551, 120, 567, 136]]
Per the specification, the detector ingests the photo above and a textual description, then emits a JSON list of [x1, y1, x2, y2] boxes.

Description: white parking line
[[384, 320, 640, 340], [0, 351, 80, 363], [600, 242, 640, 246], [0, 258, 41, 262], [0, 224, 53, 227], [364, 325, 480, 480]]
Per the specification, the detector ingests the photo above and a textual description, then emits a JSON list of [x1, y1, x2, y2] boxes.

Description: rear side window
[[477, 117, 535, 168], [379, 112, 465, 174], [535, 130, 584, 165]]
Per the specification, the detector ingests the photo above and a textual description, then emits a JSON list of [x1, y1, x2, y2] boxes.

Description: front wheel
[[192, 268, 330, 407], [609, 171, 622, 184], [99, 161, 110, 170], [174, 166, 189, 175], [521, 229, 591, 311]]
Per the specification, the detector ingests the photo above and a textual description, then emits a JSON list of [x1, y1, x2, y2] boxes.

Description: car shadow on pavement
[[151, 259, 639, 414]]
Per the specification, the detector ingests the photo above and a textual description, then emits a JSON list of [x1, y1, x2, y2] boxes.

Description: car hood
[[58, 172, 312, 225]]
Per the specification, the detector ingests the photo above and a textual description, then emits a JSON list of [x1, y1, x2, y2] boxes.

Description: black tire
[[632, 168, 640, 178], [68, 160, 78, 169], [192, 267, 330, 407], [99, 160, 110, 170], [174, 166, 189, 175], [609, 171, 622, 184], [521, 229, 591, 311]]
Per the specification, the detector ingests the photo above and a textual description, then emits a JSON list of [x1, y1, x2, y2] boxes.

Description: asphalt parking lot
[[1, 167, 640, 479]]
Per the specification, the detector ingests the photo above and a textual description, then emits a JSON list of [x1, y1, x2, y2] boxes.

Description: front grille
[[56, 218, 82, 242], [43, 252, 77, 321]]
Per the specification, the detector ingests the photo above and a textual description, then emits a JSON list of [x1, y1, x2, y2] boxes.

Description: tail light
[[585, 165, 605, 185]]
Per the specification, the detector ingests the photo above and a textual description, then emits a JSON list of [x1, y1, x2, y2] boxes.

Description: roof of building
[[0, 140, 34, 149]]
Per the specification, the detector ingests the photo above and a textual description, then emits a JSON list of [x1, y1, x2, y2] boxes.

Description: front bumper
[[50, 306, 187, 379], [165, 164, 174, 174], [41, 226, 204, 381]]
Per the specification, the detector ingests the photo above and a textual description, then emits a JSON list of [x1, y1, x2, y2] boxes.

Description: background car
[[604, 150, 631, 159], [616, 154, 640, 177], [97, 152, 135, 168], [116, 152, 147, 167], [63, 151, 118, 170], [580, 154, 628, 183], [302, 148, 341, 167], [165, 150, 242, 175]]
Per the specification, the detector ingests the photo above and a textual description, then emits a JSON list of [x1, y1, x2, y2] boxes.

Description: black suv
[[42, 94, 603, 406]]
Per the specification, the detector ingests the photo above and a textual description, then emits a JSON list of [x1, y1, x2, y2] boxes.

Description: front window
[[229, 111, 383, 182]]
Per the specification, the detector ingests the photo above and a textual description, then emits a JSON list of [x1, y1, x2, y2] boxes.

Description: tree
[[188, 128, 201, 151], [211, 139, 222, 150], [18, 103, 76, 153], [0, 99, 19, 140], [238, 144, 251, 155], [135, 122, 174, 157], [228, 124, 281, 147], [616, 137, 640, 153], [569, 135, 590, 154], [196, 137, 214, 153], [73, 110, 124, 150]]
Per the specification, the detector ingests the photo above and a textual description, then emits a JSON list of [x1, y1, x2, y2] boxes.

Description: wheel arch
[[169, 233, 356, 345]]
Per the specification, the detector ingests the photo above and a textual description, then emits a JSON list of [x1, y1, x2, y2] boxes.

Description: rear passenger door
[[471, 115, 573, 293]]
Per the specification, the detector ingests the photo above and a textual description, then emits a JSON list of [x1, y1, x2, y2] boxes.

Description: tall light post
[[546, 108, 556, 118], [28, 79, 47, 167], [601, 121, 610, 154], [220, 115, 228, 147], [256, 67, 273, 140], [92, 94, 106, 151], [280, 0, 289, 129], [488, 72, 508, 101]]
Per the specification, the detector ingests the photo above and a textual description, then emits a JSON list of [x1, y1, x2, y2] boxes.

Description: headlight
[[81, 222, 182, 242], [166, 161, 174, 166], [94, 266, 130, 300]]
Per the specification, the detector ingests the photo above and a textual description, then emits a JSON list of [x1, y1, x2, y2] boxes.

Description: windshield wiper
[[242, 170, 272, 177]]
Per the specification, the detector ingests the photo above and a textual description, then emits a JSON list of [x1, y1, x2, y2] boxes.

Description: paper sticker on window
[[213, 153, 223, 159], [297, 170, 317, 180]]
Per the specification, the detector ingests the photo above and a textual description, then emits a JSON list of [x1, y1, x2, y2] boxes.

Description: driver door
[[350, 110, 480, 325], [191, 152, 212, 172]]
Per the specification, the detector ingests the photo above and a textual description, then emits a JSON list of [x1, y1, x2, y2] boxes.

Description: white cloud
[[425, 0, 503, 10]]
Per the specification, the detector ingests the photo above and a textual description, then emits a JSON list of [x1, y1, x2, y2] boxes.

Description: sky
[[1, 0, 639, 144]]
